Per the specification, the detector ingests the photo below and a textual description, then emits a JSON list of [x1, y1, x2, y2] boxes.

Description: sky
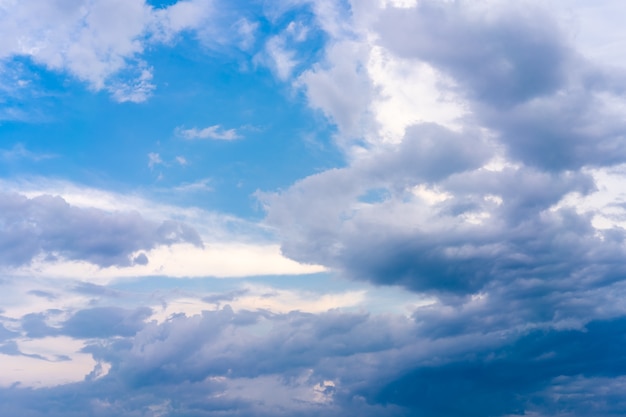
[[2, 0, 626, 415]]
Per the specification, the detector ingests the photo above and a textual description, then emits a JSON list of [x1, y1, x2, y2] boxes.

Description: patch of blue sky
[[146, 0, 179, 9], [0, 33, 342, 218]]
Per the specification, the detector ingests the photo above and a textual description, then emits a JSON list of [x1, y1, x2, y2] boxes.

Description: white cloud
[[151, 0, 214, 42], [108, 66, 155, 103], [0, 0, 152, 95], [0, 143, 56, 161], [6, 243, 325, 283], [235, 18, 259, 50], [174, 178, 212, 193], [176, 125, 241, 140], [260, 35, 298, 81], [0, 0, 215, 103], [297, 40, 374, 146], [148, 152, 163, 168], [367, 45, 467, 142]]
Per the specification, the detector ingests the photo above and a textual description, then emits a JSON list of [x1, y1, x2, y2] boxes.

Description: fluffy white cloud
[[0, 0, 214, 102]]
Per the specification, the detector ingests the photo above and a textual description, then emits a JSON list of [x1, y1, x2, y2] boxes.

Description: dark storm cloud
[[0, 192, 203, 268]]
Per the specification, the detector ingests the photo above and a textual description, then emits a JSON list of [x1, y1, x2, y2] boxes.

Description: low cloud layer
[[3, 294, 626, 416]]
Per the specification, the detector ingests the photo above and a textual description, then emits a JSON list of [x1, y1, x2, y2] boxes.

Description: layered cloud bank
[[3, 0, 626, 416]]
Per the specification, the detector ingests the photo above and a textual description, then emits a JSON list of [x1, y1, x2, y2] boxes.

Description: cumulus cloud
[[254, 1, 626, 414], [4, 1, 626, 416], [0, 192, 203, 268], [264, 0, 626, 296]]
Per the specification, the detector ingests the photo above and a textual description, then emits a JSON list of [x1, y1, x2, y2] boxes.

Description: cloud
[[376, 2, 570, 107], [263, 35, 298, 80], [254, 3, 626, 414], [262, 0, 626, 298], [173, 178, 213, 193], [0, 0, 214, 102], [375, 317, 626, 417], [176, 125, 241, 140], [297, 40, 375, 143], [61, 307, 153, 339], [3, 296, 626, 415], [0, 179, 326, 280], [0, 143, 56, 162], [4, 2, 626, 416], [0, 192, 203, 268], [108, 66, 155, 103], [147, 152, 163, 168]]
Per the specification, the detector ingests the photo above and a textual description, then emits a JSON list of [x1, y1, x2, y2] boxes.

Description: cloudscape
[[2, 1, 626, 416]]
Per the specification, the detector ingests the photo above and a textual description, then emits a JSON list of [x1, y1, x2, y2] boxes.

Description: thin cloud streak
[[176, 125, 242, 140]]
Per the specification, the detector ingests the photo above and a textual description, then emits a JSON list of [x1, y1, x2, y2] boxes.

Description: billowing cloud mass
[[3, 0, 626, 416]]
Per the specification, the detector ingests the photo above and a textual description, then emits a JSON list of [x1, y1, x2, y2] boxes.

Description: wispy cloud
[[147, 152, 163, 169], [173, 178, 213, 193], [0, 143, 56, 162], [176, 125, 241, 141]]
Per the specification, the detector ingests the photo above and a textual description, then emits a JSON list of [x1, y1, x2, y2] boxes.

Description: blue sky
[[3, 0, 626, 416]]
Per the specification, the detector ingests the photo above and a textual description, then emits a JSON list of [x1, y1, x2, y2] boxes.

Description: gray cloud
[[61, 307, 153, 339], [261, 126, 609, 296], [250, 4, 626, 414], [375, 317, 626, 417], [0, 192, 203, 268], [376, 1, 570, 108], [3, 2, 626, 417], [2, 298, 626, 416], [375, 1, 626, 171], [261, 1, 626, 300]]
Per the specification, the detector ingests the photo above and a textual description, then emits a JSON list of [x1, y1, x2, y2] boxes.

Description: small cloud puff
[[176, 125, 241, 141], [148, 152, 163, 168]]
